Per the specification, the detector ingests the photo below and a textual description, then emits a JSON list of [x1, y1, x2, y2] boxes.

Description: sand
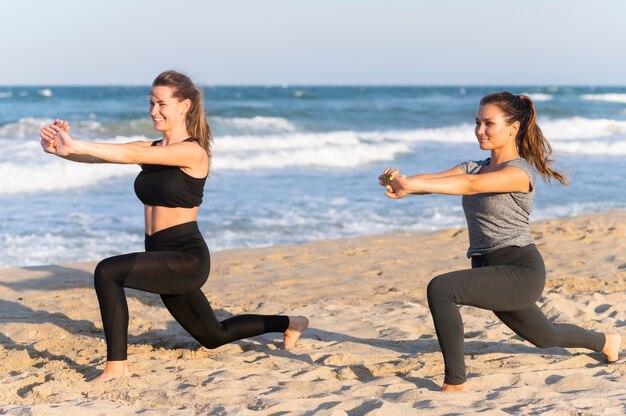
[[0, 210, 624, 415]]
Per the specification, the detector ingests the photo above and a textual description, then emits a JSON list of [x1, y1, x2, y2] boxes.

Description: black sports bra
[[134, 138, 207, 208]]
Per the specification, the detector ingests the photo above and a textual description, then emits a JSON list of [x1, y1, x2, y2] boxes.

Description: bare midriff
[[144, 205, 199, 236]]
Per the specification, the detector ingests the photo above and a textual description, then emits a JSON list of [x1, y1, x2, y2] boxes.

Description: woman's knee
[[427, 274, 449, 305], [426, 274, 447, 297], [200, 337, 225, 349], [94, 258, 112, 281], [94, 256, 126, 288], [196, 331, 229, 349]]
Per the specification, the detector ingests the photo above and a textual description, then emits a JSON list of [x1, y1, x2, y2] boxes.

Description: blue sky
[[2, 0, 625, 85]]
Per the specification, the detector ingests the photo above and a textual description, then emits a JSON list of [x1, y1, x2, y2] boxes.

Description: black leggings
[[427, 244, 606, 385], [94, 221, 289, 361]]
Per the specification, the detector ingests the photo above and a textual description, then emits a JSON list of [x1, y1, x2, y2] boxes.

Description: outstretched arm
[[40, 121, 205, 167], [378, 166, 464, 198], [379, 166, 530, 199]]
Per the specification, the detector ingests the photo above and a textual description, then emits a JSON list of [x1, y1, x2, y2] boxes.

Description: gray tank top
[[457, 157, 536, 258]]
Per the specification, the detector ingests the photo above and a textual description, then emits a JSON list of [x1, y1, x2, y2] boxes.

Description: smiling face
[[474, 103, 519, 151], [149, 86, 189, 133]]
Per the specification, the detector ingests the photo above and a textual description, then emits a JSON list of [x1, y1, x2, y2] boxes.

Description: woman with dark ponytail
[[39, 70, 308, 382], [379, 92, 620, 392]]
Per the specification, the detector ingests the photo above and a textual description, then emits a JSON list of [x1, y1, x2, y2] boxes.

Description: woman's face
[[474, 104, 517, 151], [149, 86, 188, 132]]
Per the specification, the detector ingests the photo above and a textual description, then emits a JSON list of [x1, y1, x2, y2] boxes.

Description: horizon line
[[2, 83, 626, 88]]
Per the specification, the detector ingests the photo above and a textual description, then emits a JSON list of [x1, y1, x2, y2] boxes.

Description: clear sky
[[2, 0, 625, 86]]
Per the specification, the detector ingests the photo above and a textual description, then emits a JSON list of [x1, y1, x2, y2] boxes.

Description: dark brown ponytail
[[152, 70, 213, 171], [480, 92, 567, 185]]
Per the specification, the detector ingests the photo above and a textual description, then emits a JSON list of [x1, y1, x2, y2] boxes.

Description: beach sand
[[0, 210, 624, 415]]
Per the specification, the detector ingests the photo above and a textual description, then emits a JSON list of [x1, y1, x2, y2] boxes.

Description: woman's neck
[[161, 126, 190, 145], [490, 147, 520, 165]]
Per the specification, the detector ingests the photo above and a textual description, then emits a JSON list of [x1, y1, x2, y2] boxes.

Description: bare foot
[[90, 360, 130, 383], [284, 316, 309, 349], [442, 383, 467, 392], [602, 332, 622, 363]]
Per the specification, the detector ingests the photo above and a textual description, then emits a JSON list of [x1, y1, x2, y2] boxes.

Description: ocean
[[1, 86, 625, 268]]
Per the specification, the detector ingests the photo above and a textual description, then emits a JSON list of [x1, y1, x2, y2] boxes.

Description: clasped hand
[[378, 168, 409, 199], [40, 119, 73, 156]]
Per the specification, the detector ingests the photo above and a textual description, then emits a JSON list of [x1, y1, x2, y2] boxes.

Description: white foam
[[552, 140, 626, 155], [329, 197, 349, 206], [216, 130, 366, 151], [541, 117, 626, 140], [0, 117, 54, 138], [2, 116, 626, 195], [0, 135, 148, 195], [0, 116, 298, 140], [214, 139, 411, 170], [581, 93, 626, 103], [0, 118, 103, 139], [206, 205, 467, 252], [532, 201, 623, 221], [522, 92, 553, 102], [360, 124, 476, 143], [0, 92, 12, 98], [0, 231, 143, 268], [0, 160, 139, 194], [210, 116, 296, 134], [38, 88, 53, 97]]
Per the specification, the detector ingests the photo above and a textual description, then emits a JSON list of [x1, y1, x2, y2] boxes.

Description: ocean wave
[[581, 93, 626, 103], [210, 116, 296, 134], [532, 201, 625, 221], [0, 160, 139, 195], [216, 130, 381, 151], [0, 91, 12, 98], [1, 197, 622, 268], [541, 117, 626, 140], [522, 93, 553, 102], [360, 124, 475, 143], [214, 140, 411, 170], [552, 140, 626, 155], [0, 117, 55, 138], [365, 117, 626, 144], [0, 230, 143, 268], [38, 88, 53, 97], [7, 114, 624, 144], [0, 135, 148, 195], [0, 117, 104, 139], [0, 116, 298, 140], [2, 116, 625, 195]]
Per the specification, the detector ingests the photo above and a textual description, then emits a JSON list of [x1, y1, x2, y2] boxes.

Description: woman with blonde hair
[[380, 92, 621, 391], [40, 70, 308, 382]]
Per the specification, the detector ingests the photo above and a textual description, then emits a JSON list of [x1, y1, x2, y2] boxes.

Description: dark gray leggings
[[427, 244, 606, 385]]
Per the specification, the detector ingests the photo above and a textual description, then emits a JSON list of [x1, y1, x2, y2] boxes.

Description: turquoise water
[[1, 86, 625, 267]]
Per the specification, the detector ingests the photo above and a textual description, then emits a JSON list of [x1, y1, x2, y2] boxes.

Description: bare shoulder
[[172, 139, 208, 163]]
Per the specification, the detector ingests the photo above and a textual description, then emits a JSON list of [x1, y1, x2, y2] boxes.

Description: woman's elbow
[[463, 177, 481, 195], [126, 146, 143, 164]]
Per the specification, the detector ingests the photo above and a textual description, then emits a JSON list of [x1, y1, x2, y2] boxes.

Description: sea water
[[1, 86, 625, 268]]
